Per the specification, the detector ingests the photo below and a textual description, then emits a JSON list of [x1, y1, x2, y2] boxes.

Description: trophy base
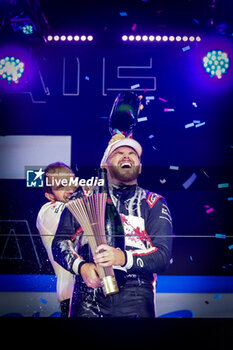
[[102, 275, 119, 296]]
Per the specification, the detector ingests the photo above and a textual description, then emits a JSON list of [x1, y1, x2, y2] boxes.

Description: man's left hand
[[94, 244, 125, 267]]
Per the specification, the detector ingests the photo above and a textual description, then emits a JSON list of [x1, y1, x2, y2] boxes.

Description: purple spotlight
[[162, 36, 168, 41], [176, 36, 181, 41], [189, 36, 195, 41], [122, 35, 128, 41], [87, 35, 93, 41], [149, 35, 155, 41], [169, 36, 175, 41], [142, 35, 148, 41], [155, 35, 161, 41], [47, 35, 53, 41], [129, 35, 134, 41], [67, 35, 73, 41], [74, 35, 79, 41], [54, 35, 59, 41], [61, 35, 66, 41], [81, 35, 86, 41], [196, 36, 201, 42], [182, 36, 188, 41], [135, 35, 141, 41]]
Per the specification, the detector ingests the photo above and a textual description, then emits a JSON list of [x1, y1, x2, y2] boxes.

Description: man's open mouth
[[120, 162, 132, 168]]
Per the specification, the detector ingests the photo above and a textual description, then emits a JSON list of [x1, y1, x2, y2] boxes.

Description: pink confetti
[[206, 208, 214, 214], [164, 108, 175, 112], [132, 23, 137, 31], [158, 97, 167, 102]]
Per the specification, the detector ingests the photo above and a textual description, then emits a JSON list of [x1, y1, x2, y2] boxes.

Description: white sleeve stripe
[[124, 250, 134, 270]]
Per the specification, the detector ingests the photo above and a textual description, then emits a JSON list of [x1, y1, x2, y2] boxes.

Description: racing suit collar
[[110, 183, 137, 202]]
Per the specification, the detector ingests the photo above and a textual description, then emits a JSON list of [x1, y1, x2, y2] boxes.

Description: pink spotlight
[[129, 35, 134, 41], [176, 36, 181, 41], [142, 35, 148, 41], [122, 35, 128, 41], [87, 35, 93, 41], [169, 36, 175, 41], [196, 36, 201, 41], [182, 36, 188, 41], [81, 35, 86, 41], [61, 35, 66, 41], [155, 35, 161, 41], [162, 36, 168, 41], [47, 35, 53, 41], [135, 35, 141, 41], [74, 35, 79, 41], [67, 35, 73, 41], [54, 35, 59, 41], [149, 35, 155, 41]]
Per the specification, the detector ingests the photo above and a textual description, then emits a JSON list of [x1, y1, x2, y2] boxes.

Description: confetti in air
[[182, 173, 197, 189], [169, 165, 179, 170], [215, 234, 226, 239], [218, 183, 229, 189]]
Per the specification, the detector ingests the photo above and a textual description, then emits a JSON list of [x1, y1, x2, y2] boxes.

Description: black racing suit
[[52, 184, 173, 317]]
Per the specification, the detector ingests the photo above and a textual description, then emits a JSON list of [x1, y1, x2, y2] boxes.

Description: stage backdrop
[[0, 34, 232, 317]]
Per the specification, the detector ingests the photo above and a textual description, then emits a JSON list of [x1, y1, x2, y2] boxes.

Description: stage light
[[203, 50, 230, 79], [46, 35, 93, 42], [121, 34, 201, 43], [0, 56, 24, 84], [10, 15, 36, 35]]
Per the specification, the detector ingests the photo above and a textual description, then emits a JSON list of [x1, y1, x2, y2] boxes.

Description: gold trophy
[[66, 192, 119, 296]]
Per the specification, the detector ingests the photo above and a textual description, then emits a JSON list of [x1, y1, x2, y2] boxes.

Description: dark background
[[0, 0, 232, 276]]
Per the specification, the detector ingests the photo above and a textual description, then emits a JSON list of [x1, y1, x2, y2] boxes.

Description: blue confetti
[[40, 297, 48, 304], [228, 244, 233, 250], [119, 12, 127, 16], [182, 172, 197, 189], [182, 46, 191, 52], [227, 197, 233, 201], [215, 234, 226, 239], [218, 183, 229, 189], [214, 294, 222, 299], [190, 256, 193, 261]]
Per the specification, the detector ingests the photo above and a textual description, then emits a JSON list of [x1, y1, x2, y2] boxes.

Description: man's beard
[[108, 165, 140, 183]]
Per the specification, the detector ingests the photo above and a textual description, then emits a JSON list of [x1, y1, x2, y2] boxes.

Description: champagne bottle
[[97, 167, 125, 251], [109, 91, 141, 137]]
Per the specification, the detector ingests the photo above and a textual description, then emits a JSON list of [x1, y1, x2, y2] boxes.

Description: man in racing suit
[[52, 134, 173, 317]]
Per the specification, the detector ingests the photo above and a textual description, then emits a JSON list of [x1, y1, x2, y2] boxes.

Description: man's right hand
[[80, 263, 102, 289]]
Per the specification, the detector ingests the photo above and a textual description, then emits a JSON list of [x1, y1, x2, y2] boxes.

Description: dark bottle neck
[[97, 167, 109, 194]]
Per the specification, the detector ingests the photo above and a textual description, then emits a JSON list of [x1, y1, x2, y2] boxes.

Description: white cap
[[100, 137, 142, 166]]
